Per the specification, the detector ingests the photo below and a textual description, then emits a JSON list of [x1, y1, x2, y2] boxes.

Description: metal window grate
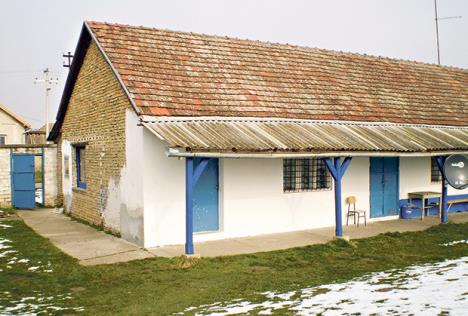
[[283, 158, 332, 192], [431, 157, 442, 182]]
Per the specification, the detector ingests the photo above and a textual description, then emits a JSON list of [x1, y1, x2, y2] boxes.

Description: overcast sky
[[0, 0, 466, 128]]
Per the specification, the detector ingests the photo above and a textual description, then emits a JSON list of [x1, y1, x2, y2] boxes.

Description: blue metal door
[[12, 154, 36, 209], [370, 157, 399, 218], [193, 158, 219, 232]]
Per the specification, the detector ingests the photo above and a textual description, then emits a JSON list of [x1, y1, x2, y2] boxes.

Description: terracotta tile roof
[[87, 21, 467, 127]]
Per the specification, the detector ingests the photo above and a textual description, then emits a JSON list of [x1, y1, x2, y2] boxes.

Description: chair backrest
[[346, 196, 356, 205]]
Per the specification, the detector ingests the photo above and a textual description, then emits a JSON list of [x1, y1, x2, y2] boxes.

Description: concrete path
[[149, 212, 468, 257], [17, 208, 468, 262], [18, 209, 154, 266]]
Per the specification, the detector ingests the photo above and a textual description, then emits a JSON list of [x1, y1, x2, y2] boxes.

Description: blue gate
[[370, 157, 399, 218], [193, 158, 219, 232], [11, 154, 36, 209]]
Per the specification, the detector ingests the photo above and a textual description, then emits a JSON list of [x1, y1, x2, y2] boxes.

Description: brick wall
[[57, 42, 131, 227]]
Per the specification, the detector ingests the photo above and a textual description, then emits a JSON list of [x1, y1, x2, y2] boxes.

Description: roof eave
[[166, 148, 468, 158], [48, 21, 140, 142]]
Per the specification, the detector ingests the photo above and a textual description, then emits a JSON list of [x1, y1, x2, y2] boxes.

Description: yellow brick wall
[[58, 42, 131, 226]]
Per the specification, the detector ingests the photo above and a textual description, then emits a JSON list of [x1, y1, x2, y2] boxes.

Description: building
[[48, 21, 468, 252], [26, 123, 54, 144], [0, 103, 30, 145]]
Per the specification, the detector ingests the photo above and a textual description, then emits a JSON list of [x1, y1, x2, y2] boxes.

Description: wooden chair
[[346, 196, 367, 227]]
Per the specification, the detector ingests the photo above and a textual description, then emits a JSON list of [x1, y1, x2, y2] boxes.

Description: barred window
[[283, 158, 332, 192], [431, 157, 442, 183]]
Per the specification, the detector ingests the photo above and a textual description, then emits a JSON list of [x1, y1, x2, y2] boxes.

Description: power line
[[34, 68, 59, 139]]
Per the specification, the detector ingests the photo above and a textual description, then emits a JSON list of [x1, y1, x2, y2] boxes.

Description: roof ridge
[[0, 102, 31, 128], [86, 20, 468, 72]]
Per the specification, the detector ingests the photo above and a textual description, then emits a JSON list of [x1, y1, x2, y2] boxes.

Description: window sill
[[283, 188, 333, 194], [72, 187, 87, 193]]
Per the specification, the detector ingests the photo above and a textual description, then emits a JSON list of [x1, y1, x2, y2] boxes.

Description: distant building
[[0, 103, 30, 145], [26, 123, 54, 144]]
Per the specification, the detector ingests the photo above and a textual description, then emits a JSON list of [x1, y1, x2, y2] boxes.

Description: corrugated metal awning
[[142, 117, 468, 158]]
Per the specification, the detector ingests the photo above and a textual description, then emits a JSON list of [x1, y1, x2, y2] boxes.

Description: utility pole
[[34, 68, 58, 140], [63, 52, 73, 69], [434, 0, 462, 65]]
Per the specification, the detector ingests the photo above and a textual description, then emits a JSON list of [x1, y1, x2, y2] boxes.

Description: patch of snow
[[27, 266, 40, 271], [184, 256, 468, 316], [440, 239, 468, 246], [1, 225, 54, 274], [0, 291, 84, 315]]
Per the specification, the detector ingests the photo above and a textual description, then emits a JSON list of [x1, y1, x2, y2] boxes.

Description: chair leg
[[357, 214, 360, 227], [347, 212, 349, 226], [364, 212, 367, 226]]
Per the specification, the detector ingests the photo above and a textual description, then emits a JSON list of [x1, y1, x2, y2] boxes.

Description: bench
[[427, 198, 468, 214], [447, 198, 468, 212]]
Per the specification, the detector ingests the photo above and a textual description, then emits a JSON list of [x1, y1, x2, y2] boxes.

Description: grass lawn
[[0, 219, 467, 315]]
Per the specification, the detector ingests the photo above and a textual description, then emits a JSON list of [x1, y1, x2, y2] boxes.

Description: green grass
[[35, 170, 42, 183], [0, 207, 16, 216], [0, 220, 467, 315]]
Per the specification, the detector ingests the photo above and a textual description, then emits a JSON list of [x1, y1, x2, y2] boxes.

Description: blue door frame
[[11, 154, 36, 209], [370, 157, 399, 218]]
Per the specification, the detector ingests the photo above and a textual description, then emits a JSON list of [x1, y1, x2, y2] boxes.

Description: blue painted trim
[[333, 158, 343, 236], [75, 145, 86, 189], [340, 157, 352, 176], [324, 157, 353, 237], [41, 147, 45, 207], [436, 156, 448, 223], [193, 158, 209, 184], [185, 157, 194, 255], [400, 193, 468, 218], [11, 153, 36, 209], [9, 148, 13, 208], [323, 158, 338, 180]]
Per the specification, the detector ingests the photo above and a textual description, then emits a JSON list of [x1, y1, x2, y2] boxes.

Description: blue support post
[[324, 157, 353, 237], [435, 156, 448, 223], [333, 158, 343, 237], [185, 157, 210, 255], [185, 157, 194, 255]]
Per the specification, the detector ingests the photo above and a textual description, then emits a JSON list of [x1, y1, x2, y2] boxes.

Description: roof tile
[[87, 21, 468, 127]]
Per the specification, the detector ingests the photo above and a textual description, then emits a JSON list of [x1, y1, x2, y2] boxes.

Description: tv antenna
[[434, 0, 462, 65]]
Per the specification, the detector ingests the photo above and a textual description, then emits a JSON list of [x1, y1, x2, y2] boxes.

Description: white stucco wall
[[142, 128, 372, 248], [0, 109, 27, 144], [400, 157, 468, 198], [140, 131, 468, 248], [61, 110, 145, 245]]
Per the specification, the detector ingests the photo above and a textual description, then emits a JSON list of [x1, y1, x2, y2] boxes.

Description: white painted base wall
[[114, 129, 468, 248]]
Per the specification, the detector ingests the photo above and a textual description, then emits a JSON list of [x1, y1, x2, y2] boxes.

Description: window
[[0, 135, 5, 145], [75, 145, 86, 189], [431, 157, 442, 183], [283, 158, 331, 192]]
